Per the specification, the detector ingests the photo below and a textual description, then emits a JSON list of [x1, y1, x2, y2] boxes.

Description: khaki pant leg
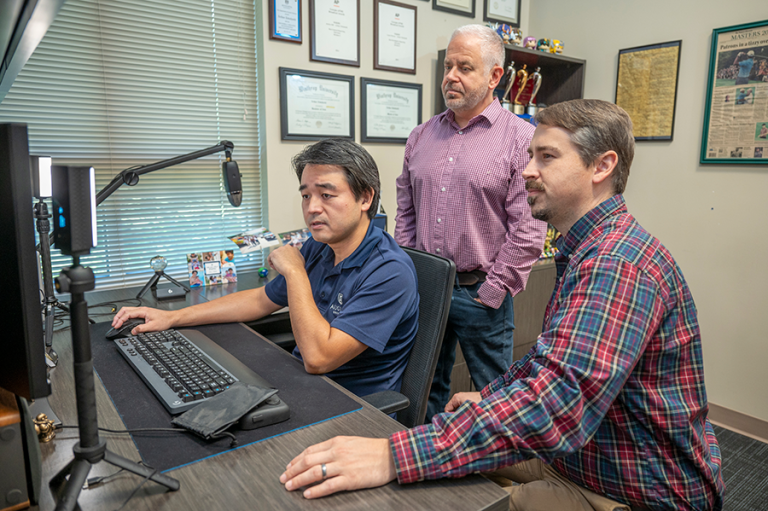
[[485, 459, 631, 511]]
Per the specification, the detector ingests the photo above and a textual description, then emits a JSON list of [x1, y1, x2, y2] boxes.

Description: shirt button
[[441, 187, 446, 192], [448, 157, 454, 162], [458, 131, 463, 134], [436, 248, 441, 253], [437, 218, 442, 223], [321, 292, 325, 297]]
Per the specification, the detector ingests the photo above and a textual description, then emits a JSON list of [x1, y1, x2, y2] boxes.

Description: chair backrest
[[396, 246, 456, 428]]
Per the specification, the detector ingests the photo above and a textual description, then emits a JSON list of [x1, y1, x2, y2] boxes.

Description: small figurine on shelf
[[552, 39, 564, 54], [523, 36, 537, 49], [513, 64, 529, 115], [537, 38, 551, 52], [510, 28, 523, 46]]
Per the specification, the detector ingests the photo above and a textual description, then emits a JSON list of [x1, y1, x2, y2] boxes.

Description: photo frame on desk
[[615, 40, 682, 142], [700, 20, 768, 164], [361, 78, 422, 143], [432, 0, 475, 18], [268, 0, 302, 43], [374, 0, 417, 74], [310, 0, 360, 67], [483, 0, 520, 27], [279, 67, 355, 141]]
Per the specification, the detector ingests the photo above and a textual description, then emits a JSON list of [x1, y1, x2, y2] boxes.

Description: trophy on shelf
[[527, 67, 542, 115], [501, 61, 516, 111], [513, 64, 529, 115]]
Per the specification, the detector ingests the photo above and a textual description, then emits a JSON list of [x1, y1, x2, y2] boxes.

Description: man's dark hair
[[292, 138, 380, 219], [535, 99, 635, 195]]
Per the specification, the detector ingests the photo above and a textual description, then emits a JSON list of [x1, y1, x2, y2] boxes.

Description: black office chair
[[361, 247, 456, 428]]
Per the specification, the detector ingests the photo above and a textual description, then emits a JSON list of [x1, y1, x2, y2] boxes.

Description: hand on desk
[[445, 391, 482, 413], [112, 306, 174, 335], [280, 436, 396, 499]]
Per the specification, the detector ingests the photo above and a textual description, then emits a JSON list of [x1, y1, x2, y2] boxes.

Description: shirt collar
[[441, 98, 503, 130], [319, 220, 383, 270], [556, 195, 627, 258]]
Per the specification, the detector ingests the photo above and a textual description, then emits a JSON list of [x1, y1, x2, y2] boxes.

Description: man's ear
[[592, 150, 618, 186], [360, 188, 374, 212], [489, 64, 504, 90]]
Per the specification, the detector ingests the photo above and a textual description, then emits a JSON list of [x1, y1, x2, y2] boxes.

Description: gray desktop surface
[[36, 272, 508, 510]]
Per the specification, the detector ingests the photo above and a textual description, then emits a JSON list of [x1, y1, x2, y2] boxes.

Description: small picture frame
[[187, 251, 238, 287], [361, 77, 422, 143], [310, 0, 360, 67], [432, 0, 475, 18], [483, 0, 520, 28], [279, 67, 355, 141], [374, 0, 417, 74], [268, 0, 302, 43]]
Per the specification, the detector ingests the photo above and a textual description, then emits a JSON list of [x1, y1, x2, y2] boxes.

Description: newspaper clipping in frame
[[705, 23, 768, 162]]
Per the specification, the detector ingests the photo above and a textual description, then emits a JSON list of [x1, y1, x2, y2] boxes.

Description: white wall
[[529, 1, 768, 421], [259, 0, 530, 234]]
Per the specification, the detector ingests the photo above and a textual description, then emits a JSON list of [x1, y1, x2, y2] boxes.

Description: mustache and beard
[[524, 181, 549, 221], [442, 82, 486, 112]]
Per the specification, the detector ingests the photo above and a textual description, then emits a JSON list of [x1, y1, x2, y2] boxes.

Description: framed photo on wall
[[374, 0, 417, 74], [483, 0, 520, 27], [279, 68, 355, 141], [615, 40, 682, 141], [432, 0, 475, 18], [310, 0, 360, 67], [361, 78, 422, 143], [268, 0, 302, 43], [701, 20, 768, 164]]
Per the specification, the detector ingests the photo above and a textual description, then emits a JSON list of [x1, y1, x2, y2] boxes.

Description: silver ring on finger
[[321, 463, 327, 480]]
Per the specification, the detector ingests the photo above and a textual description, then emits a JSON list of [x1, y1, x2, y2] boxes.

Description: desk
[[35, 273, 508, 510]]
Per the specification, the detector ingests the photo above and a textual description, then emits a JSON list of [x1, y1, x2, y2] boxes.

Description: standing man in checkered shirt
[[394, 24, 546, 420]]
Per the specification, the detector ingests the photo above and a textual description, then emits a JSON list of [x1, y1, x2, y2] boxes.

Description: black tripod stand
[[51, 259, 179, 511], [136, 268, 190, 300]]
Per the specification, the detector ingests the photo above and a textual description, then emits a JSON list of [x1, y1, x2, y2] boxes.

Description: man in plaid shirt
[[280, 100, 725, 511]]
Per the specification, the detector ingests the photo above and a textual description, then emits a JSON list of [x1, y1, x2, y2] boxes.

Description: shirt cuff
[[477, 281, 507, 309], [389, 425, 443, 484]]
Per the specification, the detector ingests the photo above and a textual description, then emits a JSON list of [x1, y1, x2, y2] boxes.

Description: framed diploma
[[432, 0, 474, 18], [361, 78, 422, 143], [483, 0, 520, 28], [374, 0, 417, 74], [310, 0, 360, 67], [279, 68, 355, 141], [269, 0, 302, 43], [701, 20, 768, 164], [615, 40, 682, 142]]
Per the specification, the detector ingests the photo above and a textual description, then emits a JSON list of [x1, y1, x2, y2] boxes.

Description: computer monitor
[[0, 123, 52, 399]]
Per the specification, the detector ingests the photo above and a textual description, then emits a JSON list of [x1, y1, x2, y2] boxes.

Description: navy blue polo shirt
[[264, 221, 419, 397]]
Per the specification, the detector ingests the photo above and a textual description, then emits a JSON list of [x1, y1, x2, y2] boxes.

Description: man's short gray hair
[[449, 24, 505, 73]]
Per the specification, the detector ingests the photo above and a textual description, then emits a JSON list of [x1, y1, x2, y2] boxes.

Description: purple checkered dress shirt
[[395, 100, 546, 308]]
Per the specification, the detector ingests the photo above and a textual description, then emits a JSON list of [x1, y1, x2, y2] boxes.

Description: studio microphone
[[222, 149, 243, 207]]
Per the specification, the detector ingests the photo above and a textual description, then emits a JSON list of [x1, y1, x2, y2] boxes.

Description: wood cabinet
[[434, 45, 586, 116]]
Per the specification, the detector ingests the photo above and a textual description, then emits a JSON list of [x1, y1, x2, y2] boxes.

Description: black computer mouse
[[105, 319, 145, 340]]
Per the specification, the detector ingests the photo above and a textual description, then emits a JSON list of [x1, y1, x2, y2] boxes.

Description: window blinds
[[0, 0, 265, 289]]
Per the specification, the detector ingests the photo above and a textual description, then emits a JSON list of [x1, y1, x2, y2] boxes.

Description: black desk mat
[[89, 321, 362, 472]]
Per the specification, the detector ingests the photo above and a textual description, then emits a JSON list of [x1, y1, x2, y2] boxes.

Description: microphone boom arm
[[95, 141, 235, 206]]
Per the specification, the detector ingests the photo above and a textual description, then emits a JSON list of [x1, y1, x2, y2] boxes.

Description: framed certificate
[[432, 0, 475, 18], [374, 0, 417, 74], [701, 20, 768, 164], [615, 40, 682, 141], [483, 0, 520, 28], [279, 68, 355, 141], [310, 0, 360, 67], [269, 0, 302, 43], [361, 78, 422, 143]]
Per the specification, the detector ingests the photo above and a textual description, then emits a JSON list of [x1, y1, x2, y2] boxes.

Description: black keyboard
[[114, 328, 276, 415]]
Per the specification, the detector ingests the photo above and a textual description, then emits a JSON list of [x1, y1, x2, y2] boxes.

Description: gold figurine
[[34, 412, 56, 442], [513, 64, 529, 114]]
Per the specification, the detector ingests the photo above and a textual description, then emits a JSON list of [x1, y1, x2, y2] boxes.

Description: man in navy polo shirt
[[112, 138, 419, 397]]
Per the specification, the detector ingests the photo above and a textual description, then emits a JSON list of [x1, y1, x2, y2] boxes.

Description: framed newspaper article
[[701, 20, 768, 164], [615, 41, 681, 141]]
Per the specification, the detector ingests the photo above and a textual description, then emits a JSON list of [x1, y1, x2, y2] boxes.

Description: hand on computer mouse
[[105, 318, 145, 340], [112, 306, 175, 335]]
